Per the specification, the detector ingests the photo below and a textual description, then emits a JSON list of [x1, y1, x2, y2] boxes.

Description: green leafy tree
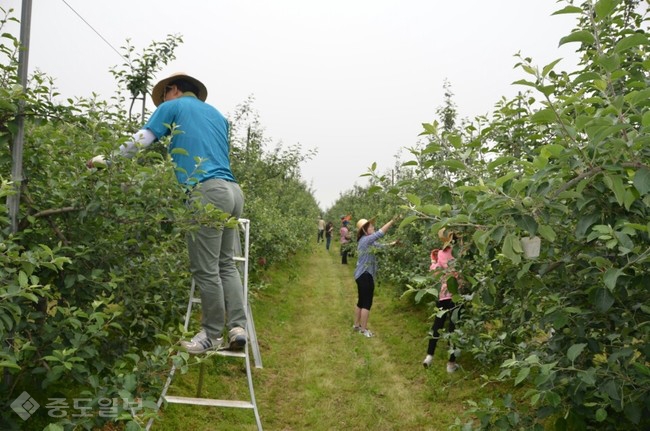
[[338, 0, 649, 429], [0, 10, 320, 428]]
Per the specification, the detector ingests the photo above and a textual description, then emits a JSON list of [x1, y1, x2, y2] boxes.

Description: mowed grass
[[149, 242, 491, 431]]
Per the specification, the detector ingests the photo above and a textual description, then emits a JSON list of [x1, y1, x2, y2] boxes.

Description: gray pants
[[187, 179, 246, 339]]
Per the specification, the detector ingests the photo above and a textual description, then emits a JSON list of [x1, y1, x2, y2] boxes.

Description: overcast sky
[[6, 0, 580, 209]]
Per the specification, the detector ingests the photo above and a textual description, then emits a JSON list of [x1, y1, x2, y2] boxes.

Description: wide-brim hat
[[356, 217, 376, 230], [151, 72, 208, 106], [438, 227, 454, 246]]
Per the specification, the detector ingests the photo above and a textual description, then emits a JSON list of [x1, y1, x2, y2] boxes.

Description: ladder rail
[[145, 218, 262, 431]]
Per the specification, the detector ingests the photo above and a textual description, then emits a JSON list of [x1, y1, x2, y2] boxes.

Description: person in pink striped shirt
[[422, 228, 463, 372]]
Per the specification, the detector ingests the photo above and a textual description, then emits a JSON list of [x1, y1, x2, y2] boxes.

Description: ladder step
[[165, 395, 254, 409], [208, 349, 246, 358], [234, 257, 246, 262]]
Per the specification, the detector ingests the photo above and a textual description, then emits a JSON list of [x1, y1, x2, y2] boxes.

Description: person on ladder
[[87, 72, 247, 354]]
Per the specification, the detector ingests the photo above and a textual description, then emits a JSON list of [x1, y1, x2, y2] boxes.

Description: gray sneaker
[[181, 330, 223, 354], [228, 327, 247, 350], [446, 361, 459, 373]]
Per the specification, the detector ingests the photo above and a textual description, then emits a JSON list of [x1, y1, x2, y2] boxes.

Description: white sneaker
[[181, 330, 223, 354], [446, 362, 459, 373], [228, 327, 247, 350], [422, 355, 434, 368], [352, 325, 362, 332], [360, 329, 374, 338]]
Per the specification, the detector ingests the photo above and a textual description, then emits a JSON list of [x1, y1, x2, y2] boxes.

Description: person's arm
[[87, 129, 156, 168], [379, 215, 401, 234], [117, 129, 156, 157]]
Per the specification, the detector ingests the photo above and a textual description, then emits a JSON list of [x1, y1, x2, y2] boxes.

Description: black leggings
[[427, 299, 461, 360]]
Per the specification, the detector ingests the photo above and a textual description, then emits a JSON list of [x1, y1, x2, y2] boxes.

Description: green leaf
[[641, 110, 650, 127], [502, 234, 522, 264], [487, 156, 517, 172], [614, 231, 634, 251], [552, 5, 583, 14], [542, 58, 563, 77], [418, 204, 441, 217], [559, 30, 595, 46], [399, 215, 418, 229], [576, 213, 600, 238], [567, 343, 587, 362], [624, 188, 636, 211], [603, 268, 622, 290], [472, 229, 490, 255], [595, 408, 608, 422], [597, 54, 621, 72], [538, 224, 556, 242], [594, 0, 619, 20], [546, 391, 562, 407], [512, 79, 537, 88], [446, 276, 459, 295], [406, 193, 421, 206], [514, 367, 530, 386], [632, 362, 650, 377], [18, 270, 28, 288], [0, 360, 21, 370], [496, 172, 518, 188], [420, 122, 437, 135], [540, 144, 565, 158], [592, 287, 615, 312], [633, 168, 650, 195], [624, 403, 642, 425], [578, 368, 597, 386], [573, 71, 601, 85], [440, 159, 466, 170], [530, 108, 556, 124], [614, 33, 649, 53], [603, 174, 625, 206], [448, 134, 462, 148], [513, 215, 538, 236]]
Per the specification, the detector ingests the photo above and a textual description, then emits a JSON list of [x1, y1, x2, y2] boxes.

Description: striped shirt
[[354, 230, 385, 280]]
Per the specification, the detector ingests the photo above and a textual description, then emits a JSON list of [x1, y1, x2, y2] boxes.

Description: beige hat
[[356, 218, 376, 230], [151, 72, 208, 106], [438, 228, 454, 245]]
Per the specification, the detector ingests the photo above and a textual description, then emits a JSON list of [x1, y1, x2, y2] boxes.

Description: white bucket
[[520, 236, 541, 259]]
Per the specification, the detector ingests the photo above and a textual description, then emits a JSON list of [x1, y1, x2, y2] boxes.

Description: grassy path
[[154, 244, 475, 431]]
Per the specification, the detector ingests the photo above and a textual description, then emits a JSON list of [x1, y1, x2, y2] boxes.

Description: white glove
[[87, 155, 108, 169]]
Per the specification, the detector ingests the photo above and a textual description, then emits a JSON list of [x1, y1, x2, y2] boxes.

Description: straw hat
[[151, 72, 208, 106], [438, 228, 454, 245], [356, 218, 375, 230]]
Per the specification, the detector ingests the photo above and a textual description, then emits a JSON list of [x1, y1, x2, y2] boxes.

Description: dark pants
[[427, 299, 460, 361], [341, 249, 348, 264], [355, 272, 374, 310]]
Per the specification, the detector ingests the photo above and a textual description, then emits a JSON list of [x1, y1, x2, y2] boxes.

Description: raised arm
[[379, 215, 400, 234]]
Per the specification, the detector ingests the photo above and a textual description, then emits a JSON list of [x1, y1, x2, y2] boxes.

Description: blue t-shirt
[[354, 230, 385, 280], [144, 94, 236, 185]]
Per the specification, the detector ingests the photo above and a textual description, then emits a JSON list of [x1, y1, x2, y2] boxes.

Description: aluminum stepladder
[[146, 218, 263, 431]]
